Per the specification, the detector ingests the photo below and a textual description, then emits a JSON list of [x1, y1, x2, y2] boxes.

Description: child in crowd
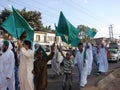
[[33, 43, 55, 90], [57, 45, 74, 90]]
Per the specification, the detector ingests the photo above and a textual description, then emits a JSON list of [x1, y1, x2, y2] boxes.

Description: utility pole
[[109, 24, 114, 42]]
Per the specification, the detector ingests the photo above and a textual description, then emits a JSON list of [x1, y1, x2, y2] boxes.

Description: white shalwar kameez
[[74, 49, 88, 87], [0, 42, 5, 90], [0, 54, 3, 90], [0, 54, 7, 90], [74, 51, 84, 73], [98, 47, 108, 73], [2, 42, 15, 90], [51, 47, 61, 75], [86, 43, 93, 75], [19, 47, 34, 90]]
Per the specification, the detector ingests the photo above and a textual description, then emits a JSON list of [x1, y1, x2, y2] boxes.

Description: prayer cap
[[3, 40, 9, 46]]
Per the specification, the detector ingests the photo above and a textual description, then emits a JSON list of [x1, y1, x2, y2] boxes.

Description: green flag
[[57, 11, 80, 44], [55, 23, 80, 47], [12, 7, 34, 41], [1, 7, 34, 41], [86, 28, 97, 38], [54, 24, 68, 43], [1, 14, 24, 38], [70, 38, 81, 47]]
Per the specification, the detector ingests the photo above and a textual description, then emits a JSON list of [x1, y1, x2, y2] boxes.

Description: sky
[[0, 0, 120, 39]]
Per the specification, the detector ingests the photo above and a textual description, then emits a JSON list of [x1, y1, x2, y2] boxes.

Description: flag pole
[[16, 28, 19, 40], [54, 23, 57, 44]]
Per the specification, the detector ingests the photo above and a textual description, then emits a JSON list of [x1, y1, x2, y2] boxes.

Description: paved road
[[46, 61, 120, 90]]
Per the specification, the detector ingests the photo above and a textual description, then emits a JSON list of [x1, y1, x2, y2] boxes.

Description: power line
[[33, 0, 60, 12], [58, 0, 105, 28], [9, 0, 58, 23], [10, 0, 98, 27], [0, 2, 56, 28], [2, 0, 107, 30], [10, 0, 56, 15], [70, 0, 109, 23], [13, 1, 95, 24], [61, 0, 103, 24], [33, 0, 92, 26]]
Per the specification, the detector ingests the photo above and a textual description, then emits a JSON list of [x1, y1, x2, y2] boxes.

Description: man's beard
[[2, 48, 7, 53]]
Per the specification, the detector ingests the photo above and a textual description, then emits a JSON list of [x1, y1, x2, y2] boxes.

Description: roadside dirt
[[85, 66, 120, 90]]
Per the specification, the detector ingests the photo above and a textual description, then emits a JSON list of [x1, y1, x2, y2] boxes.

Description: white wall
[[34, 31, 64, 45], [34, 33, 45, 42]]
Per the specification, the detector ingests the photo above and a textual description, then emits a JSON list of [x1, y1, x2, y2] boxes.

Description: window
[[36, 35, 40, 41]]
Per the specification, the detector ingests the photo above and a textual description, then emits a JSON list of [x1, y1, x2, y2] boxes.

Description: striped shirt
[[63, 58, 73, 73]]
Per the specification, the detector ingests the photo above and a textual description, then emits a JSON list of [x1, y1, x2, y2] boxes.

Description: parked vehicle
[[109, 42, 120, 50], [33, 42, 65, 65], [107, 49, 120, 62]]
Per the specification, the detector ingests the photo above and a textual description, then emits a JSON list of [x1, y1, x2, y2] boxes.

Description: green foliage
[[0, 8, 12, 24], [77, 25, 98, 42], [92, 28, 97, 32], [77, 25, 88, 32], [77, 25, 88, 41], [0, 8, 43, 31]]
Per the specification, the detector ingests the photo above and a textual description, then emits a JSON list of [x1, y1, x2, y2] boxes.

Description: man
[[86, 43, 93, 75], [2, 40, 15, 90], [17, 40, 34, 90], [92, 44, 97, 66], [33, 43, 55, 90], [51, 45, 61, 77], [11, 42, 19, 90], [0, 41, 4, 90], [74, 43, 88, 89], [97, 44, 108, 75]]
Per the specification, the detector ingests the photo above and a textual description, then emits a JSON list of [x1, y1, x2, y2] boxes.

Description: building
[[0, 29, 68, 46], [34, 30, 63, 45]]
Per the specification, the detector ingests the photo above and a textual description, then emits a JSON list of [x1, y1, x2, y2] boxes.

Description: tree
[[19, 8, 43, 30], [0, 8, 12, 24], [77, 25, 88, 40], [0, 8, 43, 31], [92, 28, 97, 32], [77, 25, 97, 42]]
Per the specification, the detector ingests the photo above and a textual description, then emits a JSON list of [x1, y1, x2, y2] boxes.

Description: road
[[46, 61, 120, 90]]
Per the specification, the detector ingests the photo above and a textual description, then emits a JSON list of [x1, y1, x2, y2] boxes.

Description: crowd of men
[[0, 39, 108, 90]]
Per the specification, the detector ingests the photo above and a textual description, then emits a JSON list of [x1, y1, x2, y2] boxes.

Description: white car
[[108, 49, 120, 62], [33, 42, 65, 65]]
